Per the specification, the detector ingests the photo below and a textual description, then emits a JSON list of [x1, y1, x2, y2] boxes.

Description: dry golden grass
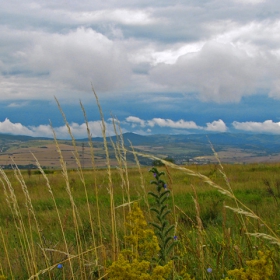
[[0, 143, 126, 169]]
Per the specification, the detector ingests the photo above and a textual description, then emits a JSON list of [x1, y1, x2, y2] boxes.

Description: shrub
[[223, 251, 274, 280], [108, 202, 173, 280]]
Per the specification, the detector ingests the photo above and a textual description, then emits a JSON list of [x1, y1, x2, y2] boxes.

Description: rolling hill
[[1, 132, 280, 168]]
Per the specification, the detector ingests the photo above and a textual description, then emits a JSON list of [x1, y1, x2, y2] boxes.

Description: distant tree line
[[152, 157, 175, 167]]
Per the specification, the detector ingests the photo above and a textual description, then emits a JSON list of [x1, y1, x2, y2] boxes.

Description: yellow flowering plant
[[223, 250, 274, 280], [108, 202, 173, 280]]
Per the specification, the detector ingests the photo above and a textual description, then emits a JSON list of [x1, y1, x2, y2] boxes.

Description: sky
[[1, 0, 280, 139]]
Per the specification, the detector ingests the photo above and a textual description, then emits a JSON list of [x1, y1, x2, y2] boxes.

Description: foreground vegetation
[[0, 96, 280, 279]]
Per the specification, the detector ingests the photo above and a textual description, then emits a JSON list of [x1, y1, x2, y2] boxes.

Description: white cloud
[[147, 118, 201, 129], [150, 40, 273, 103], [206, 119, 228, 132], [7, 102, 29, 108], [125, 116, 231, 132], [7, 116, 280, 136], [125, 116, 146, 127], [0, 116, 227, 137], [71, 9, 157, 25], [147, 18, 280, 102], [151, 42, 205, 65], [232, 120, 280, 133], [26, 28, 130, 91], [2, 0, 280, 130], [1, 4, 280, 106], [0, 119, 117, 139], [0, 118, 35, 136], [233, 0, 266, 4], [0, 27, 131, 101]]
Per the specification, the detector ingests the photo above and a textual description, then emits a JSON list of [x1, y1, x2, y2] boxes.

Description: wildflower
[[153, 173, 157, 178], [57, 264, 63, 269], [207, 267, 212, 273], [226, 250, 273, 279], [173, 235, 178, 241], [164, 183, 167, 189]]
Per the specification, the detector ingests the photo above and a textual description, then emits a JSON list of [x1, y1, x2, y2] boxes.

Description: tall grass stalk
[[32, 153, 75, 279], [55, 97, 100, 276], [0, 168, 34, 277], [129, 140, 150, 216], [110, 119, 130, 252], [191, 185, 206, 279], [27, 246, 102, 280], [51, 124, 82, 278], [12, 160, 51, 278], [92, 86, 117, 261], [164, 165, 178, 241], [114, 118, 132, 211], [80, 101, 104, 275], [209, 142, 255, 255], [0, 227, 13, 279]]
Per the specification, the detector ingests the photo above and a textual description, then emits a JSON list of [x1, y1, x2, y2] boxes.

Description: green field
[[0, 157, 280, 279]]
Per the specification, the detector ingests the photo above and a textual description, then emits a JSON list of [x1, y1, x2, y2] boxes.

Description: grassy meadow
[[0, 98, 280, 279]]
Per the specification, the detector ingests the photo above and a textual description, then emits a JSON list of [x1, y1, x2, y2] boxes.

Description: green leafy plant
[[149, 167, 177, 265]]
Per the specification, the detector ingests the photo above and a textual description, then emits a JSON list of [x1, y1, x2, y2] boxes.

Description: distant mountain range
[[83, 132, 280, 164], [80, 132, 280, 153], [1, 132, 280, 165], [1, 131, 280, 152]]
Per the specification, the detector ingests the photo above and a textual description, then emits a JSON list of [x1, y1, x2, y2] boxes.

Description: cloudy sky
[[1, 0, 280, 139]]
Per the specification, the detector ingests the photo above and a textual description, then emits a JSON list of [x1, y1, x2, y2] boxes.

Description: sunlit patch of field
[[0, 143, 121, 168], [195, 148, 280, 163]]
